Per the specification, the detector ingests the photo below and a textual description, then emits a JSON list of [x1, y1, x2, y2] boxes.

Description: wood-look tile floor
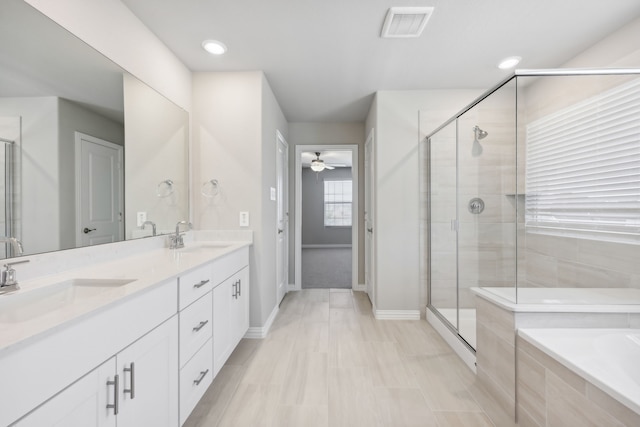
[[184, 289, 515, 427]]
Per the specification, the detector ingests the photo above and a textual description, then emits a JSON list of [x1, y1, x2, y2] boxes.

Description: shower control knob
[[83, 227, 96, 234]]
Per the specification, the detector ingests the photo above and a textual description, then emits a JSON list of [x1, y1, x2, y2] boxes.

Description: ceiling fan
[[310, 152, 335, 172]]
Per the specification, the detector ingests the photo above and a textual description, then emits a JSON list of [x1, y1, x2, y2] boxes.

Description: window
[[525, 78, 640, 244], [324, 180, 352, 226]]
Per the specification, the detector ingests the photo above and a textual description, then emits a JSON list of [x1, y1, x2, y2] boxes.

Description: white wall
[[287, 122, 365, 283], [124, 74, 189, 238], [192, 71, 288, 327], [366, 90, 482, 312]]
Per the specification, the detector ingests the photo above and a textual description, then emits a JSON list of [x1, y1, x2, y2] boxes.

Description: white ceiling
[[121, 0, 640, 122]]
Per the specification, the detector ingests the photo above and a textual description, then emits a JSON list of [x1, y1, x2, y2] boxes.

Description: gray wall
[[302, 167, 352, 245]]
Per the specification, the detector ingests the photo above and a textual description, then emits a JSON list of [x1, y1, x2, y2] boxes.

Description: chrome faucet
[[141, 220, 157, 236], [169, 220, 192, 249], [0, 259, 30, 294], [0, 236, 23, 257]]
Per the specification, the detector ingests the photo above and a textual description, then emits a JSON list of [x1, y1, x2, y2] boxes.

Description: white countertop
[[0, 241, 251, 355]]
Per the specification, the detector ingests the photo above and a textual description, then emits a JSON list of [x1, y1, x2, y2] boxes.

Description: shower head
[[473, 125, 488, 140]]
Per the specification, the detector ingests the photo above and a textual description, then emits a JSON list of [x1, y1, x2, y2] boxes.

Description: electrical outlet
[[239, 211, 249, 227], [136, 211, 147, 227]]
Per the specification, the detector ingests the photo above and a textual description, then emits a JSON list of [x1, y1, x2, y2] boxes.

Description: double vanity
[[0, 237, 251, 427]]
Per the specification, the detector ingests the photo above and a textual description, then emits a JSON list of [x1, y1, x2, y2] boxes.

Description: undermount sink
[[0, 278, 135, 324], [177, 243, 233, 254]]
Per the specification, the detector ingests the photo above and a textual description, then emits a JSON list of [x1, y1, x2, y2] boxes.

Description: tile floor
[[184, 289, 515, 427]]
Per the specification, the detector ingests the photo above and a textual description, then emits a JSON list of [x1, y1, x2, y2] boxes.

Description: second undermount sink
[[0, 278, 135, 324], [177, 242, 233, 254]]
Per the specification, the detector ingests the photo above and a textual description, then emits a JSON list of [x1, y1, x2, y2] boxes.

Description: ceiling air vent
[[381, 7, 434, 38]]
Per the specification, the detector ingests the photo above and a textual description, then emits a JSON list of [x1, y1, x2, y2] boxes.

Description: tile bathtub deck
[[184, 289, 513, 427]]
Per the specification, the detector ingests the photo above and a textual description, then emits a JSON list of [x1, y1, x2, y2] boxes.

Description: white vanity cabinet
[[177, 264, 214, 425], [212, 247, 250, 377], [15, 317, 179, 427]]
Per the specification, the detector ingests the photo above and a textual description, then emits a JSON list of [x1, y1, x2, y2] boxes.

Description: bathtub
[[474, 286, 640, 312], [519, 328, 640, 418]]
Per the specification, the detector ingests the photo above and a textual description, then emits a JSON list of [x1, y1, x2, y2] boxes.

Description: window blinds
[[525, 78, 640, 244]]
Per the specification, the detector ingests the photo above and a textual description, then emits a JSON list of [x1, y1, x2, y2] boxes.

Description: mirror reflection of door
[[75, 132, 123, 247]]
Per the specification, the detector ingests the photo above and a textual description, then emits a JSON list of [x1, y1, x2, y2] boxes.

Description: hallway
[[184, 289, 512, 427]]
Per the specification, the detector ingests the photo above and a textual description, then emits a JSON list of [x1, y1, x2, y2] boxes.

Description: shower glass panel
[[428, 121, 458, 330], [426, 69, 640, 354]]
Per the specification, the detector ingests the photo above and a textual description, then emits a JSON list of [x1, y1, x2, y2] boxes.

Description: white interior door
[[76, 132, 123, 247], [276, 131, 289, 304], [364, 130, 376, 305]]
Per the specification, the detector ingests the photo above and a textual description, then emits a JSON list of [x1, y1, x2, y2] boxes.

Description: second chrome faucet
[[169, 220, 192, 249]]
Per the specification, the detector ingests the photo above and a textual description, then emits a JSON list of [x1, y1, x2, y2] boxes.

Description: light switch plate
[[239, 211, 249, 227], [136, 211, 147, 227], [270, 187, 276, 201]]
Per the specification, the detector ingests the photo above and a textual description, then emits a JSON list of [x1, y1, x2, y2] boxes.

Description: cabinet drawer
[[179, 339, 213, 426], [179, 263, 213, 310], [179, 293, 213, 367], [212, 246, 249, 286]]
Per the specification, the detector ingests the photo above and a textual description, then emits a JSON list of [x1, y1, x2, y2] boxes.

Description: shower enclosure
[[0, 116, 19, 259], [423, 69, 640, 351]]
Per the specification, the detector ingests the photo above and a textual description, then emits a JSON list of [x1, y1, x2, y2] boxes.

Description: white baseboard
[[353, 283, 366, 292], [374, 309, 421, 320], [244, 304, 279, 339], [426, 307, 476, 373]]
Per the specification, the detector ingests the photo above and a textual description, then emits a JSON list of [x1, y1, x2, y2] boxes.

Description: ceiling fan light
[[310, 160, 325, 172]]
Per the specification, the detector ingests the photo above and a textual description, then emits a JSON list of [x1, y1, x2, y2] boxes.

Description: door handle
[[277, 228, 283, 234], [83, 227, 96, 234], [367, 228, 373, 233]]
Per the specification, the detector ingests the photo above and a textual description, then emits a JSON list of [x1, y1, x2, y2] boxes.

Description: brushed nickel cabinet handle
[[193, 320, 209, 332], [123, 362, 135, 399], [193, 279, 210, 289], [194, 369, 209, 385], [106, 374, 119, 415]]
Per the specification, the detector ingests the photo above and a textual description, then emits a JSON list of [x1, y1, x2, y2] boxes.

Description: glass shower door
[[428, 121, 458, 331]]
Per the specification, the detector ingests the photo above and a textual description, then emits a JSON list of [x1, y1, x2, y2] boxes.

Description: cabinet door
[[117, 316, 179, 427], [232, 267, 250, 347], [15, 359, 117, 427], [212, 279, 232, 377]]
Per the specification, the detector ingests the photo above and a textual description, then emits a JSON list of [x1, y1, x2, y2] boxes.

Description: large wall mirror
[[0, 0, 189, 259]]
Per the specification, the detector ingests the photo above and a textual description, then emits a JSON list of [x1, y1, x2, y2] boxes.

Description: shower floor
[[435, 308, 477, 349]]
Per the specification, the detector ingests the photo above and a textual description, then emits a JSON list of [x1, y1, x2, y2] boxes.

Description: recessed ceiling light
[[498, 56, 521, 70], [202, 40, 227, 55]]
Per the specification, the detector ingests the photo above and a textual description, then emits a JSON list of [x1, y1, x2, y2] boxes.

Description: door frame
[[294, 144, 359, 290], [275, 130, 289, 304], [74, 132, 124, 246], [364, 129, 375, 306]]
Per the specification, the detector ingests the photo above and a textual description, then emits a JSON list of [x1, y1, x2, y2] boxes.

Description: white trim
[[427, 307, 476, 373], [354, 283, 366, 292], [374, 309, 421, 320], [244, 304, 279, 339], [295, 144, 359, 291]]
